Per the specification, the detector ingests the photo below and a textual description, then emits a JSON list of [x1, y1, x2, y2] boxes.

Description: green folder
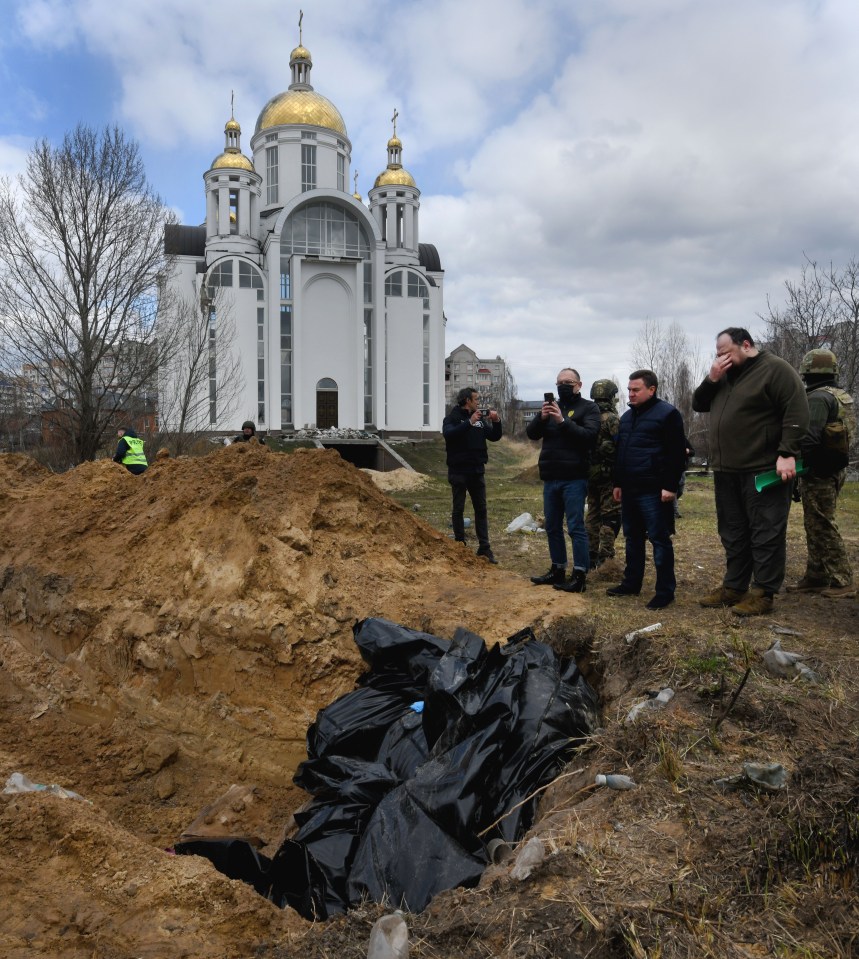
[[754, 459, 806, 492]]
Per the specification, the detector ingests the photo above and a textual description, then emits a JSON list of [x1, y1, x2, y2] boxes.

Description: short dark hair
[[717, 327, 755, 347], [629, 369, 658, 390], [456, 387, 477, 407]]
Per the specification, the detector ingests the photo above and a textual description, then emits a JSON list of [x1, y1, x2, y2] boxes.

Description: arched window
[[281, 201, 371, 258]]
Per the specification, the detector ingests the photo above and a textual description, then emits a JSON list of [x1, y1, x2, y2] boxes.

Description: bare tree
[[156, 283, 244, 454], [762, 256, 859, 394], [0, 124, 177, 465]]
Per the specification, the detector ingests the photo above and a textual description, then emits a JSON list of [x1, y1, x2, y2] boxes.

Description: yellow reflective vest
[[121, 435, 147, 468]]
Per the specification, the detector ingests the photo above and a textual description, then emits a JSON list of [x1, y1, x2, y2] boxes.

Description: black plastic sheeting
[[175, 617, 599, 918]]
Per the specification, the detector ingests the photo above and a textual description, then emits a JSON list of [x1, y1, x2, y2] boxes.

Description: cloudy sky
[[3, 0, 859, 398]]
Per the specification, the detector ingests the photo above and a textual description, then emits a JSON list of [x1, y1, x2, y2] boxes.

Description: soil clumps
[[0, 445, 579, 958]]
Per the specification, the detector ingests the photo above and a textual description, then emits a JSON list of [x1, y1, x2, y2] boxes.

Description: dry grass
[[334, 439, 859, 959]]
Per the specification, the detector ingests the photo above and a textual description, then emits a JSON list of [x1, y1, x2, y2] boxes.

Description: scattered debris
[[768, 624, 803, 637], [510, 836, 546, 880], [594, 773, 637, 790], [3, 771, 89, 802], [761, 640, 819, 683], [294, 427, 379, 440], [715, 761, 788, 793], [624, 622, 662, 645], [506, 512, 541, 533], [625, 688, 675, 724], [367, 913, 410, 959]]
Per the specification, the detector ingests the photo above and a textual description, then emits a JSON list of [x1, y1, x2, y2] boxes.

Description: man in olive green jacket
[[692, 327, 809, 616]]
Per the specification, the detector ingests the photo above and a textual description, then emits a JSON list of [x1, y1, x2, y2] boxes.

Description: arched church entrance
[[316, 378, 338, 429]]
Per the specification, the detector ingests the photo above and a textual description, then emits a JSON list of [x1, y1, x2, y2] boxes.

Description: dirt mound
[[361, 466, 428, 491], [0, 451, 52, 489], [0, 444, 582, 958]]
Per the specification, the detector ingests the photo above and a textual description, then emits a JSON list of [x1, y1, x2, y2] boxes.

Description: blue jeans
[[621, 491, 676, 598], [543, 478, 589, 570]]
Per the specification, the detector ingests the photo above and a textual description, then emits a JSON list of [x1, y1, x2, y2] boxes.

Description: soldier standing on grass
[[786, 349, 856, 599], [586, 379, 621, 569]]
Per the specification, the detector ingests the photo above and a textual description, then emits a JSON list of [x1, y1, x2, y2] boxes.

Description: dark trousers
[[449, 472, 490, 550], [714, 471, 793, 594], [620, 491, 676, 598]]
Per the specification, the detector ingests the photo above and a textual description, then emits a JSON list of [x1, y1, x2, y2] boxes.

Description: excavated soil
[[0, 446, 585, 959]]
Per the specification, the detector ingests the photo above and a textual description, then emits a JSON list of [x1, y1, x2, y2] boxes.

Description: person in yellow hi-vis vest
[[113, 426, 148, 475]]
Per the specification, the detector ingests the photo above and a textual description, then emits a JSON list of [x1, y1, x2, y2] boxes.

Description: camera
[[544, 392, 555, 404], [479, 408, 491, 418]]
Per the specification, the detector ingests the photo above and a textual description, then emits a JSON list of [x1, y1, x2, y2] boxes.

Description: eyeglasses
[[556, 380, 579, 387]]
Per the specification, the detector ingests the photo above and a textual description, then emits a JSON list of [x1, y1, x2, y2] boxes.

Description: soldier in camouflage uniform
[[787, 349, 856, 599], [586, 379, 621, 568]]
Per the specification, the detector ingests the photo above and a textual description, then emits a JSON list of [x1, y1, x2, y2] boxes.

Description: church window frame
[[281, 201, 371, 259], [266, 145, 279, 205], [239, 261, 264, 289], [301, 144, 317, 192]]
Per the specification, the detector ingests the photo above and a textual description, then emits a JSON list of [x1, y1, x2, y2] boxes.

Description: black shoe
[[554, 570, 587, 593], [477, 548, 498, 564], [645, 594, 674, 610], [531, 565, 566, 586], [606, 583, 640, 597]]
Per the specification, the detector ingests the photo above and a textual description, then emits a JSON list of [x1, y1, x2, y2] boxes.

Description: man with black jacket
[[607, 370, 686, 610], [526, 368, 600, 593], [443, 387, 503, 563]]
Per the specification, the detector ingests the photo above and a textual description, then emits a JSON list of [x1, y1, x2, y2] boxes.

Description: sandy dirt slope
[[0, 445, 583, 959]]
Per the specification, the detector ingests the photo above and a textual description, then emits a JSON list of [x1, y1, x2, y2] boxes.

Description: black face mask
[[557, 384, 576, 404]]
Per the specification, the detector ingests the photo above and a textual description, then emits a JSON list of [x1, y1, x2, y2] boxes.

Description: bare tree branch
[[0, 124, 177, 465]]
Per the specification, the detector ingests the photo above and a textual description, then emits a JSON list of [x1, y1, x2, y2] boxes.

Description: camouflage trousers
[[800, 471, 853, 587], [586, 478, 621, 562]]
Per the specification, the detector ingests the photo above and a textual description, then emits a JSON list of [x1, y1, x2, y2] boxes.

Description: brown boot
[[699, 586, 746, 608], [732, 587, 773, 617], [821, 583, 857, 599], [786, 576, 828, 593]]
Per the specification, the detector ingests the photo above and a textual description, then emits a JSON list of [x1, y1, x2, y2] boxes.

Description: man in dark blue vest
[[606, 369, 686, 610]]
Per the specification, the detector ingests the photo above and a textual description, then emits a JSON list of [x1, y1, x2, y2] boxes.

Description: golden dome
[[255, 89, 347, 136], [353, 191, 363, 202], [387, 135, 402, 149], [374, 167, 417, 188], [225, 118, 241, 132], [211, 151, 255, 172], [290, 44, 312, 62]]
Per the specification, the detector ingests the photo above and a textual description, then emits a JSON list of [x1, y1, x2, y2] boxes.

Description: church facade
[[163, 36, 445, 436]]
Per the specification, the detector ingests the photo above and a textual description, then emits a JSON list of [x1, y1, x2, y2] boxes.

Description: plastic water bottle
[[367, 913, 409, 959], [595, 773, 637, 790]]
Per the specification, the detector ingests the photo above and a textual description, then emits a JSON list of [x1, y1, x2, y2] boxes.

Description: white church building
[[163, 33, 445, 436]]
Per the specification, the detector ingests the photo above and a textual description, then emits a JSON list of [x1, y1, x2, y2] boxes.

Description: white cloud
[[7, 0, 859, 397]]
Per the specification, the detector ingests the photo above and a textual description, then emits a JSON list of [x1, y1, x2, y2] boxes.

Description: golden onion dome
[[353, 191, 363, 202], [225, 118, 241, 132], [290, 44, 312, 62], [211, 151, 255, 172], [255, 89, 347, 136], [387, 135, 402, 149], [374, 167, 417, 188]]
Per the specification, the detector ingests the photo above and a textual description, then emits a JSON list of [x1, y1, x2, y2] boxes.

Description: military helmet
[[590, 378, 618, 401], [799, 349, 838, 377]]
